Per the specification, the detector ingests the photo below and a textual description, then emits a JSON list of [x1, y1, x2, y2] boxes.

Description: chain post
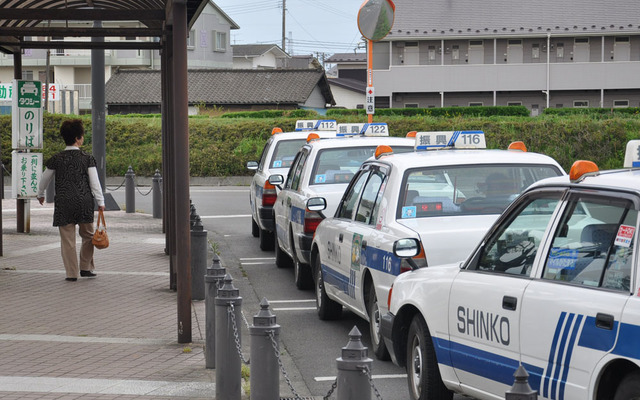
[[336, 326, 374, 400], [190, 215, 207, 301], [152, 169, 162, 218], [249, 298, 280, 400], [125, 166, 135, 213], [205, 253, 226, 369], [215, 273, 243, 400]]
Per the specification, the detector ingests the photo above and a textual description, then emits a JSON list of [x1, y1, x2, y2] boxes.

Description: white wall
[[328, 84, 365, 109]]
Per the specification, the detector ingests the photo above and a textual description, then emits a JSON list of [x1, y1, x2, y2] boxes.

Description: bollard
[[336, 326, 373, 400], [250, 298, 280, 400], [45, 175, 55, 203], [215, 274, 243, 400], [152, 169, 162, 219], [505, 365, 538, 400], [190, 200, 197, 229], [190, 215, 208, 301], [205, 253, 226, 369], [125, 166, 135, 213]]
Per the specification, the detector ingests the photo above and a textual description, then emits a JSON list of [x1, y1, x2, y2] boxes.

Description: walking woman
[[37, 119, 106, 281]]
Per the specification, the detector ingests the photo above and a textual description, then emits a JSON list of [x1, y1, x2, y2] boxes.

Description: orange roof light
[[375, 145, 393, 159], [508, 141, 527, 152], [271, 127, 283, 135], [307, 133, 321, 143], [406, 131, 418, 138], [570, 160, 599, 182]]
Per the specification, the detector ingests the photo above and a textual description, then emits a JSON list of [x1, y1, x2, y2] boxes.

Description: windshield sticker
[[402, 206, 417, 219], [547, 248, 578, 270], [314, 174, 326, 184], [272, 160, 282, 168], [615, 225, 635, 248]]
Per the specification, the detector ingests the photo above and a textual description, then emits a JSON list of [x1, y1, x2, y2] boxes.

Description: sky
[[214, 0, 366, 59]]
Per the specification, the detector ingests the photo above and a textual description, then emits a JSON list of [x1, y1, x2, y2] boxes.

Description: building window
[[187, 30, 195, 49], [356, 104, 364, 109], [573, 100, 589, 108], [213, 31, 227, 52], [452, 45, 460, 60], [22, 70, 34, 80], [404, 103, 419, 108], [613, 100, 629, 108], [556, 43, 564, 58], [575, 37, 589, 44], [532, 43, 540, 59], [469, 102, 483, 106], [507, 102, 522, 106]]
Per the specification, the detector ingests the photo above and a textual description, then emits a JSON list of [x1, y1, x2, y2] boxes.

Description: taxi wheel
[[614, 370, 640, 400], [368, 291, 390, 361], [406, 315, 452, 400], [259, 228, 274, 251], [251, 218, 259, 238], [275, 235, 293, 268], [314, 256, 342, 320]]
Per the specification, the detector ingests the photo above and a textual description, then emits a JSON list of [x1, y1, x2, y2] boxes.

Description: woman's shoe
[[65, 278, 78, 281], [80, 270, 97, 277]]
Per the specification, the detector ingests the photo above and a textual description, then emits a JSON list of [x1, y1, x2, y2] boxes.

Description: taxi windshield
[[398, 164, 562, 218], [269, 139, 306, 169]]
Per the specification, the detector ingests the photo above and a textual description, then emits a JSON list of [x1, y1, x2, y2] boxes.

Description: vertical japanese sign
[[11, 151, 42, 198], [12, 80, 43, 149]]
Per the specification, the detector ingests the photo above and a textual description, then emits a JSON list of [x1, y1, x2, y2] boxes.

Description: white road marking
[[273, 307, 316, 311], [269, 299, 315, 303], [200, 214, 251, 219], [315, 374, 407, 382], [240, 257, 275, 261]]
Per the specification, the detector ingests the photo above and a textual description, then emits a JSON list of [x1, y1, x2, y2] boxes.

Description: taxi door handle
[[338, 233, 343, 243], [502, 296, 517, 311], [596, 313, 615, 330], [361, 240, 367, 249], [286, 197, 291, 208]]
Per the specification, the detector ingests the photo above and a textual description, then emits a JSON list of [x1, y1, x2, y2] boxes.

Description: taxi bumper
[[295, 231, 314, 264], [257, 206, 275, 231], [380, 312, 399, 365]]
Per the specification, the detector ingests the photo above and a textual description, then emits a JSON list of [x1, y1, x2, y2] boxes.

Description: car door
[[519, 192, 638, 400], [322, 169, 371, 307], [274, 149, 308, 255], [448, 191, 564, 398]]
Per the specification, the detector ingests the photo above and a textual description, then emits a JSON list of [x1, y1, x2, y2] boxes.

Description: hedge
[[543, 107, 640, 117], [1, 112, 639, 177], [326, 105, 531, 118]]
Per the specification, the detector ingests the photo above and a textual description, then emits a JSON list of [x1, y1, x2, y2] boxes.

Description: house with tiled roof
[[105, 68, 335, 114], [371, 0, 640, 114], [325, 52, 366, 109], [232, 44, 289, 69]]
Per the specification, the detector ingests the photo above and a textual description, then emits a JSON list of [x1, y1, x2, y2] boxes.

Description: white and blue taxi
[[247, 119, 337, 250], [268, 123, 414, 290], [310, 131, 565, 361], [382, 141, 640, 400]]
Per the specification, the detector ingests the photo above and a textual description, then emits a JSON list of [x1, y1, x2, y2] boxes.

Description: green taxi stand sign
[[12, 79, 43, 150]]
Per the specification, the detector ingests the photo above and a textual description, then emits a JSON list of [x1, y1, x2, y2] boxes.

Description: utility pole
[[281, 0, 286, 51]]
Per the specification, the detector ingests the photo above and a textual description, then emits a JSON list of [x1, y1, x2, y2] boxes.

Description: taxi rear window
[[269, 139, 306, 169], [398, 164, 562, 218]]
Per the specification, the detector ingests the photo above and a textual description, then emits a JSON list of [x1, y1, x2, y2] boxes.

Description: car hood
[[397, 214, 499, 266]]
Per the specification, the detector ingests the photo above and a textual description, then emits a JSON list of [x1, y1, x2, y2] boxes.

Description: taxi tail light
[[304, 212, 323, 234], [262, 181, 277, 207], [570, 160, 599, 182], [400, 244, 427, 273]]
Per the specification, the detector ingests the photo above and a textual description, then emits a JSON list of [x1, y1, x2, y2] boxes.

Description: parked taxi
[[247, 119, 337, 250], [269, 123, 414, 289], [382, 141, 640, 400], [310, 131, 565, 360]]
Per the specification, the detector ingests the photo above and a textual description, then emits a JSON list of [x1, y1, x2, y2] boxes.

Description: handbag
[[92, 209, 109, 249]]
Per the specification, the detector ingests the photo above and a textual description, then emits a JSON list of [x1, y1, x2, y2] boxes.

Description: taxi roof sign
[[336, 122, 389, 137], [295, 119, 337, 131], [623, 140, 640, 168], [415, 130, 486, 150]]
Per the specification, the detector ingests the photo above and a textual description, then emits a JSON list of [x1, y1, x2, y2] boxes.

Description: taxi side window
[[337, 171, 370, 220], [257, 140, 272, 172], [286, 151, 308, 191], [542, 197, 637, 292], [476, 196, 561, 276], [355, 171, 385, 225]]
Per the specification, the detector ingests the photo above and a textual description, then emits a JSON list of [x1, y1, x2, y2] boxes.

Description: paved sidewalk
[[0, 199, 234, 399]]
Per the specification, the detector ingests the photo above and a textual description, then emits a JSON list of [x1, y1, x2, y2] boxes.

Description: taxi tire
[[614, 370, 640, 400], [368, 291, 390, 361], [292, 242, 313, 290], [275, 235, 293, 268], [259, 228, 274, 251], [251, 217, 259, 238], [314, 256, 342, 320], [406, 315, 452, 400]]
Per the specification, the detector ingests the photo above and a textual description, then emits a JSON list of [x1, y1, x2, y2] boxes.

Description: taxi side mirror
[[393, 238, 421, 271], [268, 174, 284, 189], [307, 197, 327, 212], [247, 161, 258, 171]]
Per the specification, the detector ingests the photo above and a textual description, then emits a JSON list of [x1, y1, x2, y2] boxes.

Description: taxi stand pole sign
[[11, 79, 44, 199]]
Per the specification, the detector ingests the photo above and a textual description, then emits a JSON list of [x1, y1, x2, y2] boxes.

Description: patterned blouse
[[45, 149, 98, 226]]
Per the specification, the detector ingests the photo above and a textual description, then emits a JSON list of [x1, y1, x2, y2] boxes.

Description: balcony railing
[[65, 84, 91, 101]]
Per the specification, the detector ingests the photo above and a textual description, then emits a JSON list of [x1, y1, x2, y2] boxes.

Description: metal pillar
[[205, 253, 226, 369], [215, 274, 243, 400], [172, 0, 192, 344], [250, 298, 281, 400], [14, 51, 29, 234], [190, 215, 208, 301], [152, 169, 162, 219], [125, 166, 135, 213], [336, 326, 373, 400]]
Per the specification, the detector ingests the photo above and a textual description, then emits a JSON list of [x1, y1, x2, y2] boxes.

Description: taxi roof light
[[406, 131, 417, 138], [307, 133, 321, 143], [271, 127, 283, 135], [569, 160, 599, 182], [375, 145, 393, 159], [508, 141, 527, 152]]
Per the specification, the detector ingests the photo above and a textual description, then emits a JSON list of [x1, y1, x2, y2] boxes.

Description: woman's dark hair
[[60, 119, 85, 146]]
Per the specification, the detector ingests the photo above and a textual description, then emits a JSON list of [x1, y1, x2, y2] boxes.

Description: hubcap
[[316, 274, 323, 308], [410, 336, 423, 397], [371, 301, 381, 346]]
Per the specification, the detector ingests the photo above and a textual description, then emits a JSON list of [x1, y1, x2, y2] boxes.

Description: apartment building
[[370, 0, 640, 114]]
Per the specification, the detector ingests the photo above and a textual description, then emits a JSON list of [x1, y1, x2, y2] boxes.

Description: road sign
[[366, 86, 375, 115], [12, 79, 43, 149]]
